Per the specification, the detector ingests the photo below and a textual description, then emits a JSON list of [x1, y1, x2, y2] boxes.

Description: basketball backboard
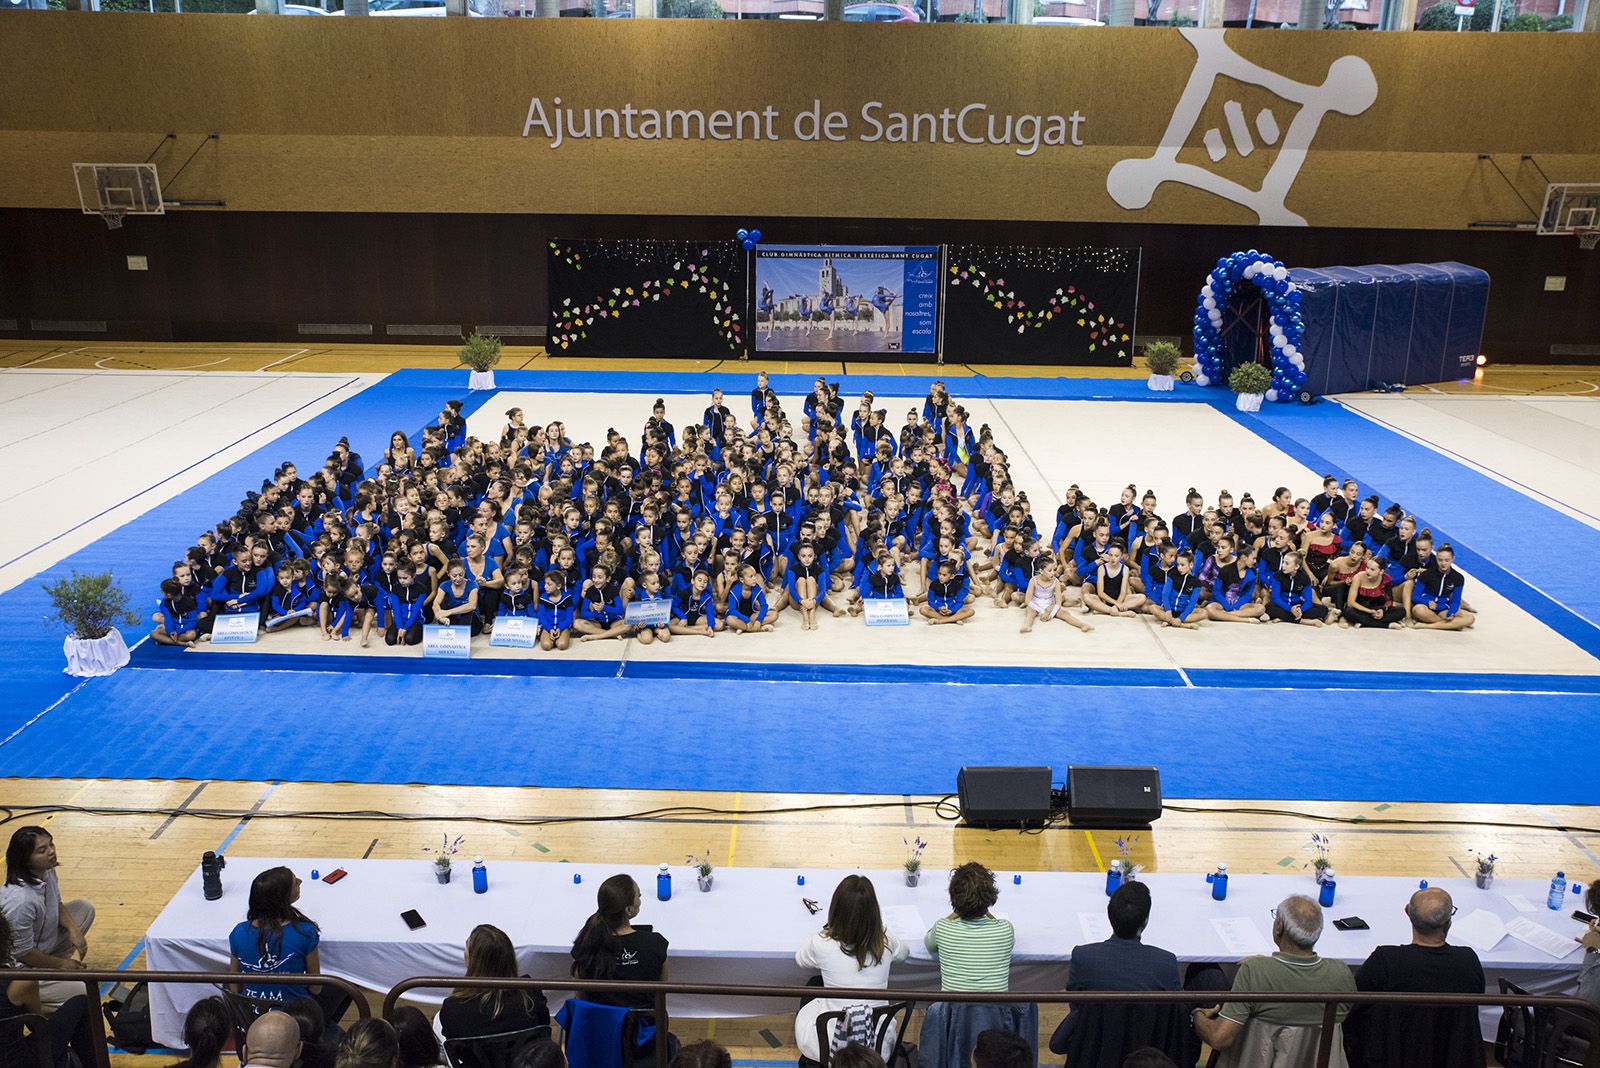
[[73, 162, 165, 228], [1538, 182, 1600, 248]]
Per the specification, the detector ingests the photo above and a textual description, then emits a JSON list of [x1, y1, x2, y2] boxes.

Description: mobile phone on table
[[1574, 910, 1596, 925], [401, 909, 426, 930], [322, 868, 348, 884], [1332, 917, 1369, 931]]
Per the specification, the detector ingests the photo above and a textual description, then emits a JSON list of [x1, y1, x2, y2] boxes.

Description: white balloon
[[1290, 353, 1305, 368], [1201, 285, 1214, 299], [1283, 344, 1298, 357], [1203, 297, 1216, 310], [1266, 389, 1279, 403], [1272, 335, 1286, 349], [1195, 373, 1210, 388], [1286, 282, 1298, 293], [1269, 323, 1283, 337], [1243, 264, 1258, 278], [1272, 266, 1288, 281]]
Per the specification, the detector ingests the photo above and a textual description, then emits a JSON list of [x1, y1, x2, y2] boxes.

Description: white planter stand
[[467, 370, 496, 392], [1146, 374, 1175, 392], [1235, 392, 1264, 413], [63, 630, 130, 677]]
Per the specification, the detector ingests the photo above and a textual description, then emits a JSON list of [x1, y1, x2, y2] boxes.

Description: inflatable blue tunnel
[[1289, 262, 1490, 397]]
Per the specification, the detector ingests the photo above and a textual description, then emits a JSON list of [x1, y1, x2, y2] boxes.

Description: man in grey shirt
[[2, 826, 95, 1010]]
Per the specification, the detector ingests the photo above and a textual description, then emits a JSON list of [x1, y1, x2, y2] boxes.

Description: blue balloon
[[736, 228, 749, 241], [742, 239, 755, 251], [749, 229, 762, 244]]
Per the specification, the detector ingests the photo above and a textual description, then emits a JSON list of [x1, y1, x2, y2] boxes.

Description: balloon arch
[[1191, 250, 1306, 402]]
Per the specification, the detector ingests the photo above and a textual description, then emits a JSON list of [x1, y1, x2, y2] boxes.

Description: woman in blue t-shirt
[[228, 867, 346, 1024]]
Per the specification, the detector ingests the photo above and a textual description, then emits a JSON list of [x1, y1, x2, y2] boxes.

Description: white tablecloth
[[144, 857, 1589, 1048]]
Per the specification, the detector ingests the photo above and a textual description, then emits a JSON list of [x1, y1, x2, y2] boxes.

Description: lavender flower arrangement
[[1307, 833, 1333, 872], [424, 833, 465, 871], [687, 849, 714, 877], [1115, 835, 1144, 880], [1470, 851, 1497, 876], [903, 836, 928, 874]]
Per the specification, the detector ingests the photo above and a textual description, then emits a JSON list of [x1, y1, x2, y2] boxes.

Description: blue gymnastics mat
[[4, 665, 1596, 804], [4, 368, 1599, 806]]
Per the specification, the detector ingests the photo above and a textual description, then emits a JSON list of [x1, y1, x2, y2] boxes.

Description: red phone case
[[322, 868, 348, 883]]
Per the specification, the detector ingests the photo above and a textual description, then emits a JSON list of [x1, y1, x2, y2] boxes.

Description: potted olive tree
[[460, 333, 503, 392], [1143, 341, 1181, 392], [1228, 361, 1272, 413], [44, 570, 139, 677]]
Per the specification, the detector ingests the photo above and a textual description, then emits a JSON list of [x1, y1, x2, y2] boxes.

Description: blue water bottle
[[1319, 869, 1337, 908], [1207, 864, 1228, 901], [657, 863, 672, 902], [472, 856, 488, 895], [1105, 860, 1123, 897], [1549, 871, 1567, 910]]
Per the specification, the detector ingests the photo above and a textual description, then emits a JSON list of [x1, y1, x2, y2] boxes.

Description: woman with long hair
[[228, 866, 349, 1025], [0, 911, 95, 1068], [570, 875, 675, 1059], [392, 1007, 444, 1068], [335, 1019, 398, 1068], [170, 998, 228, 1068], [793, 876, 908, 1063], [440, 924, 549, 1040]]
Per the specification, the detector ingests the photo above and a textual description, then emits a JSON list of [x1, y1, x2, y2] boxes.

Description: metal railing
[[5, 969, 370, 1068], [383, 975, 1600, 1068]]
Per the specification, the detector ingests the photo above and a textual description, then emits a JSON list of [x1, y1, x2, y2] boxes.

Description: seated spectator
[[830, 1043, 886, 1068], [229, 867, 350, 1026], [392, 1008, 443, 1068], [242, 1012, 304, 1068], [794, 875, 908, 1063], [0, 912, 95, 1068], [172, 997, 229, 1068], [570, 874, 675, 1060], [440, 924, 550, 1041], [1345, 888, 1486, 1067], [1120, 1051, 1177, 1068], [336, 1020, 399, 1068], [973, 1029, 1031, 1068], [280, 997, 335, 1068], [1053, 881, 1179, 1052], [668, 1041, 730, 1068], [1191, 895, 1356, 1068], [513, 1039, 566, 1068], [924, 863, 1013, 991], [1, 828, 94, 1011], [1578, 880, 1600, 1008]]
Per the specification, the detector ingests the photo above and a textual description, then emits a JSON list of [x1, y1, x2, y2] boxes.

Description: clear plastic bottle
[[1549, 871, 1567, 910]]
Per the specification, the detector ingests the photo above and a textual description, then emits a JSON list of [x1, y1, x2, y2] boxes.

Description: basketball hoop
[[1579, 229, 1599, 251], [97, 208, 127, 231]]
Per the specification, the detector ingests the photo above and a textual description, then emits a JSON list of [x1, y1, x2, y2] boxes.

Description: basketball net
[[98, 208, 127, 231], [1579, 230, 1599, 251]]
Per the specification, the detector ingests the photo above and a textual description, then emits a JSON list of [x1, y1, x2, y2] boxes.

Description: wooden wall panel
[[0, 17, 1596, 228], [1, 209, 1595, 359]]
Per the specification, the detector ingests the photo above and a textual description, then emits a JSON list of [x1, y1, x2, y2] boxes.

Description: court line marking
[[17, 347, 82, 367], [1083, 831, 1105, 871], [0, 374, 200, 451], [0, 376, 365, 574], [0, 680, 88, 751], [257, 348, 311, 373]]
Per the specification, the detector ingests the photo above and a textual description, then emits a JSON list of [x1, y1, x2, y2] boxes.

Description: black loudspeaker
[[957, 766, 1053, 829], [1067, 765, 1163, 828]]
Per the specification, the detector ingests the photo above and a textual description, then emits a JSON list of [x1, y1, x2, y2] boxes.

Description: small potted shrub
[[903, 836, 927, 888], [1307, 833, 1334, 885], [424, 833, 465, 884], [44, 570, 139, 677], [1470, 851, 1497, 890], [1228, 361, 1272, 412], [460, 333, 503, 392], [687, 849, 715, 892], [1143, 341, 1181, 392]]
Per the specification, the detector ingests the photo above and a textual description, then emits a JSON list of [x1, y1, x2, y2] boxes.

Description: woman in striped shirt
[[924, 862, 1014, 991]]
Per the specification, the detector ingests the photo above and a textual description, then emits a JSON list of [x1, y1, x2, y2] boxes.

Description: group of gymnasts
[[757, 284, 898, 340], [148, 372, 1475, 654]]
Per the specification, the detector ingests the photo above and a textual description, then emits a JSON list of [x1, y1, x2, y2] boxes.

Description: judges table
[[145, 857, 1589, 1048]]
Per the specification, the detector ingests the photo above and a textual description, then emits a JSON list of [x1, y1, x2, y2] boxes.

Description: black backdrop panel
[[546, 239, 747, 359], [941, 245, 1141, 366]]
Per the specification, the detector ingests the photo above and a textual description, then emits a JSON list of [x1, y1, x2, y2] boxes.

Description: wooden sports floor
[[3, 339, 1599, 1065]]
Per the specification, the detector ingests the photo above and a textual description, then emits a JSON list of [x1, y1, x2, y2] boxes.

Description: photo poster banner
[[753, 245, 940, 357], [546, 239, 748, 359], [940, 245, 1141, 367]]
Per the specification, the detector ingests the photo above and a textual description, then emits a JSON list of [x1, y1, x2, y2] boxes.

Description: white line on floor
[[257, 349, 311, 373]]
